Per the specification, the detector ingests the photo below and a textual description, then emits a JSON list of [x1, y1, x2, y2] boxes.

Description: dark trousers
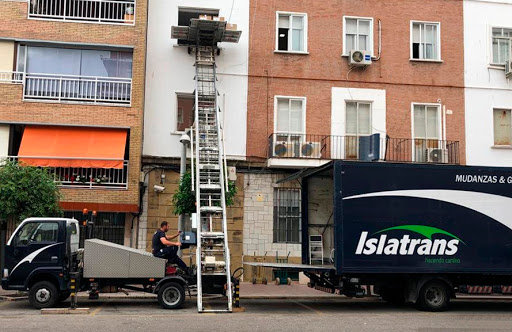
[[154, 246, 187, 269]]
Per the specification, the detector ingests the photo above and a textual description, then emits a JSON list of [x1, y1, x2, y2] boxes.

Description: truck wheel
[[158, 282, 185, 309], [29, 281, 58, 309], [418, 280, 450, 312]]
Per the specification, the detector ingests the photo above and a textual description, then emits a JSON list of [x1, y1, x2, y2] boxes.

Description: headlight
[[2, 269, 8, 278]]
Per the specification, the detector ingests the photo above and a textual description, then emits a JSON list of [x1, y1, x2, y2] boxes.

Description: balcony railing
[[28, 0, 136, 25], [6, 156, 129, 189], [23, 73, 132, 105], [268, 134, 460, 164], [0, 71, 23, 84]]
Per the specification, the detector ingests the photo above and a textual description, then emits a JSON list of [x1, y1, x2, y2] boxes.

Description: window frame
[[342, 16, 374, 57], [274, 95, 307, 136], [273, 188, 302, 244], [175, 92, 195, 133], [490, 26, 512, 67], [410, 20, 442, 62], [493, 108, 512, 147], [275, 11, 309, 54], [411, 103, 442, 140]]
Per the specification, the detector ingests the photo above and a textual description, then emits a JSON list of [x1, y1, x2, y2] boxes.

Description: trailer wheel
[[29, 281, 58, 309], [158, 282, 185, 309], [418, 280, 450, 312]]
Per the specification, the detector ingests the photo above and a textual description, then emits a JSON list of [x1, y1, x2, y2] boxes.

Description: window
[[64, 211, 126, 246], [273, 188, 301, 243], [345, 101, 371, 159], [178, 7, 219, 45], [177, 93, 195, 132], [492, 28, 512, 65], [343, 17, 373, 55], [411, 22, 441, 61], [412, 104, 440, 162], [276, 12, 307, 52], [14, 222, 59, 246], [275, 96, 305, 144], [23, 46, 133, 78], [494, 109, 512, 146]]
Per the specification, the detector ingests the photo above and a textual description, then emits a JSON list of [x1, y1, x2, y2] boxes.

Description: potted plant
[[172, 172, 237, 224]]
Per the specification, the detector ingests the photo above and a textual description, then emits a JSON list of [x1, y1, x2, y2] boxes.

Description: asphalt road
[[2, 297, 512, 331]]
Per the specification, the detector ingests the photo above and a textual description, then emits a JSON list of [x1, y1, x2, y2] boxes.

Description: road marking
[[90, 300, 111, 316], [292, 300, 324, 315], [203, 303, 215, 315]]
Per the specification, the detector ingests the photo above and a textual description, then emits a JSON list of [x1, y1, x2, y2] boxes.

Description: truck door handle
[[51, 256, 58, 263]]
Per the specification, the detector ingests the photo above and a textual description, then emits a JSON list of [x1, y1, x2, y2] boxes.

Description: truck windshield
[[14, 222, 59, 245]]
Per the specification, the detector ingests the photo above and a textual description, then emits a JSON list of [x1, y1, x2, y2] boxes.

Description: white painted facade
[[143, 0, 249, 159], [464, 0, 512, 166]]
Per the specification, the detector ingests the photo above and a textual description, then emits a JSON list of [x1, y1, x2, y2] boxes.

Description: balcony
[[0, 71, 23, 84], [28, 0, 136, 25], [268, 134, 460, 168], [23, 73, 131, 105], [6, 156, 128, 189]]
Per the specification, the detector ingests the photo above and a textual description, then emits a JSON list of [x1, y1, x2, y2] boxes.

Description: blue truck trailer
[[247, 160, 512, 311]]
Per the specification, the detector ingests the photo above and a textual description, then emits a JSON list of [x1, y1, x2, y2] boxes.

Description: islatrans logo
[[355, 225, 464, 256]]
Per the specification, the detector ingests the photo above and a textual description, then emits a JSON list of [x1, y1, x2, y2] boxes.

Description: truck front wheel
[[158, 282, 185, 309], [29, 281, 59, 309], [418, 280, 450, 312]]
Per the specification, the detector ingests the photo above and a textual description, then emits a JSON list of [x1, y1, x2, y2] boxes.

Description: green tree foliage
[[172, 172, 237, 215], [0, 161, 62, 223]]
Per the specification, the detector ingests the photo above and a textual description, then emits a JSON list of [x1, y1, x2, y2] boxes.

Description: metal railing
[[6, 156, 129, 189], [0, 71, 23, 84], [28, 0, 136, 25], [24, 73, 132, 105], [268, 134, 460, 164]]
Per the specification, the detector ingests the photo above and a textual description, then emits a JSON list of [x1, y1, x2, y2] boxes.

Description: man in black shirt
[[152, 221, 187, 269]]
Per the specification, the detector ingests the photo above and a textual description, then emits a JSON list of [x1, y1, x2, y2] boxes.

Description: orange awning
[[18, 126, 127, 169]]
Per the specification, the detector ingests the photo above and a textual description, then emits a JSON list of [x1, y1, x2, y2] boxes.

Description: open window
[[411, 21, 441, 61], [276, 12, 307, 53]]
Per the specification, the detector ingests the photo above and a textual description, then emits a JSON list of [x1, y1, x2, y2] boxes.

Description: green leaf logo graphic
[[374, 225, 465, 245]]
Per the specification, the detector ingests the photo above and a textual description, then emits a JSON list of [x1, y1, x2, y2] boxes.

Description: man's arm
[[166, 231, 181, 240], [160, 236, 181, 247]]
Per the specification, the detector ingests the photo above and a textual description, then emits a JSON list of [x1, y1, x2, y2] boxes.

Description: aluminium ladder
[[170, 17, 241, 313], [194, 46, 232, 313]]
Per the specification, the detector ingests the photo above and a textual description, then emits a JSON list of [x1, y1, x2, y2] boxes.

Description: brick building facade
[[0, 0, 147, 246], [244, 0, 466, 277]]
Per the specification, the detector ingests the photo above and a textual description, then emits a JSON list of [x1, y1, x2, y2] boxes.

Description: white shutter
[[346, 102, 357, 135], [289, 99, 303, 133]]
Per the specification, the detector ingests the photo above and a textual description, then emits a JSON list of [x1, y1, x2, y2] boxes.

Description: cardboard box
[[226, 23, 238, 30], [213, 16, 225, 22], [199, 15, 212, 20]]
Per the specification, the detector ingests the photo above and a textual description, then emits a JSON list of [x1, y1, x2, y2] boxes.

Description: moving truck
[[247, 161, 512, 311]]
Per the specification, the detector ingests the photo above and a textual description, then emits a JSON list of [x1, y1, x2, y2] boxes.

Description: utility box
[[181, 231, 197, 249], [358, 133, 380, 161]]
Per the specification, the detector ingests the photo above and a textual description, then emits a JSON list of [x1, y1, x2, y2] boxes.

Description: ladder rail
[[194, 60, 204, 312], [213, 63, 232, 311]]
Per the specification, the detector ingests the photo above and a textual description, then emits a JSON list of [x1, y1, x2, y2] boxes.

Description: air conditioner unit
[[425, 148, 448, 163], [273, 142, 295, 158], [300, 142, 321, 158], [349, 50, 372, 66], [506, 43, 512, 78]]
